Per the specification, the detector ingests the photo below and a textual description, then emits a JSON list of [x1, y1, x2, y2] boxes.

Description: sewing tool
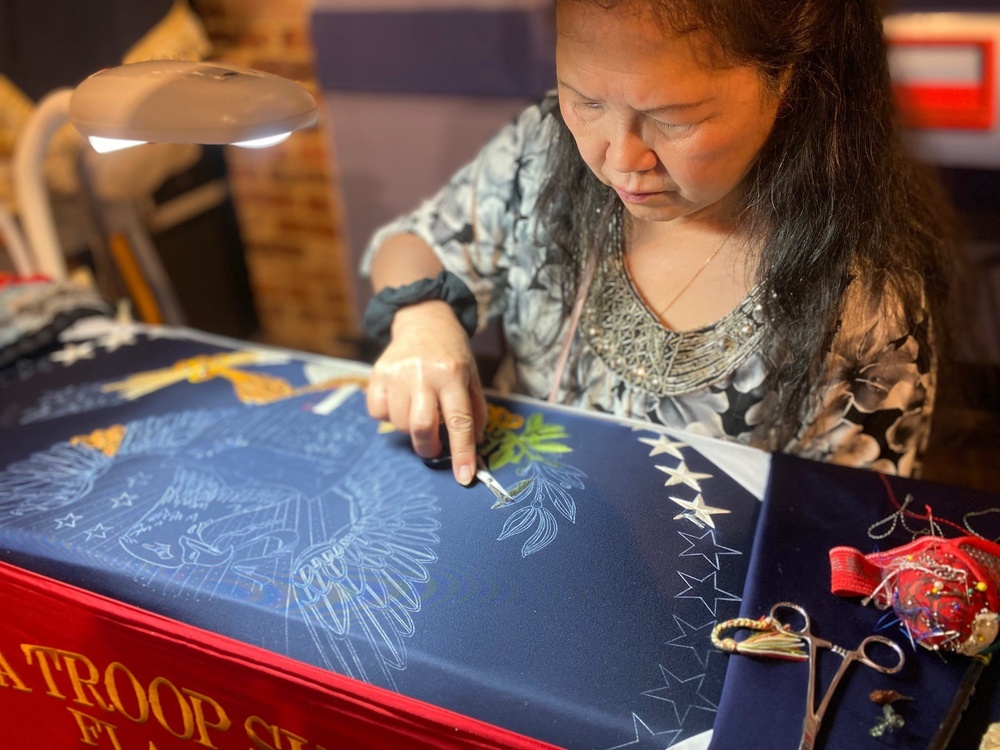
[[423, 428, 513, 504], [928, 652, 992, 750], [714, 602, 905, 750], [830, 479, 1000, 748], [831, 535, 1000, 655]]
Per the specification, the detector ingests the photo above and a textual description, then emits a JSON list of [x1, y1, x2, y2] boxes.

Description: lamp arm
[[0, 202, 32, 276], [12, 88, 73, 281]]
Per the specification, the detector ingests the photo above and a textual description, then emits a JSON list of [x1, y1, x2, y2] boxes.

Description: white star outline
[[669, 494, 730, 529], [111, 492, 136, 509], [677, 529, 741, 570], [83, 522, 112, 541], [55, 512, 83, 529], [604, 713, 682, 750], [675, 570, 741, 616], [665, 615, 719, 669], [641, 667, 718, 726]]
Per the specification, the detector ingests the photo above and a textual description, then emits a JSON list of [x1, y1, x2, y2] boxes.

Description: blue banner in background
[[310, 10, 556, 98]]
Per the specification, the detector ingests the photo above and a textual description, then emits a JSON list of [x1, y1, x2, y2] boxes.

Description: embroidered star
[[111, 492, 136, 509], [641, 667, 717, 726], [50, 342, 96, 366], [675, 570, 741, 616], [55, 512, 83, 529], [605, 713, 682, 750], [83, 522, 112, 541], [677, 529, 742, 570], [638, 434, 686, 460], [97, 326, 138, 352], [670, 494, 730, 529], [657, 461, 712, 490]]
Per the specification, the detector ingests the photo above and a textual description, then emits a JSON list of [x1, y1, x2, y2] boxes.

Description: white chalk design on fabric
[[674, 571, 741, 617], [19, 382, 124, 424], [676, 529, 741, 571], [0, 400, 441, 691], [604, 713, 682, 750], [291, 452, 439, 688], [641, 668, 718, 726], [664, 616, 719, 669], [494, 461, 587, 557]]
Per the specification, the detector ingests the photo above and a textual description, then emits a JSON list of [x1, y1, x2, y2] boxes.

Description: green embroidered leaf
[[531, 443, 573, 454], [489, 443, 518, 471], [507, 478, 534, 500], [532, 426, 568, 439]]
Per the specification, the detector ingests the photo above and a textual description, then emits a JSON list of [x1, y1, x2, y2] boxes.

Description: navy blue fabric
[[712, 453, 1000, 750], [0, 328, 761, 749], [310, 10, 556, 98]]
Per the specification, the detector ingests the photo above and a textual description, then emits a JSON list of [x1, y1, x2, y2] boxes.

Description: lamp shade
[[69, 60, 318, 147]]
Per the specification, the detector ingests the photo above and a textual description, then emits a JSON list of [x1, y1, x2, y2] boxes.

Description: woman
[[362, 0, 957, 485]]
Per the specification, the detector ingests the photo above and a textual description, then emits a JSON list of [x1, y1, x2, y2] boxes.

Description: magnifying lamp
[[11, 60, 318, 281]]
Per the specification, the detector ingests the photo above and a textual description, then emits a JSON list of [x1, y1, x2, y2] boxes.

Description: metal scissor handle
[[769, 601, 813, 635], [768, 602, 906, 750], [849, 635, 905, 675]]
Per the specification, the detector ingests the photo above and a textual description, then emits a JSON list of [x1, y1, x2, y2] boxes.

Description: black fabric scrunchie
[[363, 271, 478, 344]]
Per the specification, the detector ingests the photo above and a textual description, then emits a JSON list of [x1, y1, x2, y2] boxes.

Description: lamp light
[[71, 60, 317, 153], [12, 60, 318, 281]]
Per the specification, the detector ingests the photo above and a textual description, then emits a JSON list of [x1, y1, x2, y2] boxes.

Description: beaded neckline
[[579, 222, 765, 397]]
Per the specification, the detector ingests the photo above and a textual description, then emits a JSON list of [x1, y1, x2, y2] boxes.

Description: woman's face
[[556, 2, 782, 225]]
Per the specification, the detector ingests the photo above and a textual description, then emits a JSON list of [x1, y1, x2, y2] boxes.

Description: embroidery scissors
[[423, 427, 513, 504], [769, 602, 906, 750]]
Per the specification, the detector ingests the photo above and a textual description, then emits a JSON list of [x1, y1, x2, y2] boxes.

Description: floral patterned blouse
[[363, 95, 935, 477]]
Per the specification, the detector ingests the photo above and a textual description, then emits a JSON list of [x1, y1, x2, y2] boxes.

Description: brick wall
[[192, 0, 359, 358]]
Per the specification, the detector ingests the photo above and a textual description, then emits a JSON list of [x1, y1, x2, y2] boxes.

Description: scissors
[[422, 427, 514, 505], [769, 602, 906, 750]]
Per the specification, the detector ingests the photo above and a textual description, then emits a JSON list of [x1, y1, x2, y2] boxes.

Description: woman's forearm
[[369, 232, 446, 292]]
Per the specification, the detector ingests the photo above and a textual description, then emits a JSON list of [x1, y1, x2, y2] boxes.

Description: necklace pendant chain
[[622, 214, 736, 319]]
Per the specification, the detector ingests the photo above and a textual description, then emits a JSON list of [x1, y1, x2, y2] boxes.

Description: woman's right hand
[[365, 300, 487, 486]]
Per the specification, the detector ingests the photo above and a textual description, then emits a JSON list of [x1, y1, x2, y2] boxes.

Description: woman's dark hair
[[537, 0, 959, 450]]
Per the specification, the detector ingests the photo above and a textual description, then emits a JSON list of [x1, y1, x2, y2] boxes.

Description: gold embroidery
[[102, 351, 368, 405], [70, 425, 126, 457]]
